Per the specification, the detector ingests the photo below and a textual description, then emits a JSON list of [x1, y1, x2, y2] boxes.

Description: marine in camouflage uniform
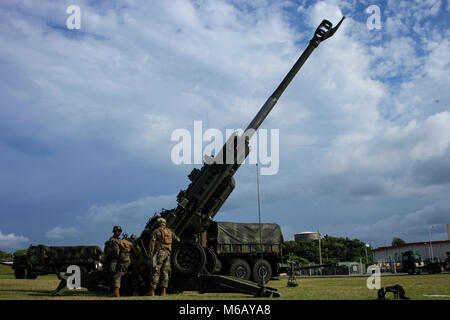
[[147, 218, 180, 296], [126, 234, 146, 296], [104, 225, 132, 297]]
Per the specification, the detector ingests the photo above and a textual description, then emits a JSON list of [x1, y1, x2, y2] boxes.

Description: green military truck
[[205, 221, 284, 284], [10, 244, 102, 279], [400, 250, 450, 274], [400, 250, 424, 274]]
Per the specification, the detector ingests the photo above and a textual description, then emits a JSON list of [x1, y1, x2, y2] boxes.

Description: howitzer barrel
[[244, 17, 345, 138]]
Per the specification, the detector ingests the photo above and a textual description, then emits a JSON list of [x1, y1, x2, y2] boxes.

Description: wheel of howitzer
[[229, 259, 251, 280], [14, 268, 28, 279], [172, 240, 207, 276], [252, 259, 272, 284], [203, 246, 218, 274]]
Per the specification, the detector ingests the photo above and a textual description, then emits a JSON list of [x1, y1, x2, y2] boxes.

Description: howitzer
[[57, 16, 344, 297], [143, 15, 344, 267]]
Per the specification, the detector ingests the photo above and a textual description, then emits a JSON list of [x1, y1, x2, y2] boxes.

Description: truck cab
[[401, 250, 424, 274]]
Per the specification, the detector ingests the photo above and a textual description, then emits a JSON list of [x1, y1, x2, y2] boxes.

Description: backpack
[[109, 238, 132, 262]]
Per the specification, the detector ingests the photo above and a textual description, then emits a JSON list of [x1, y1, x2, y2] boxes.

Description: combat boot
[[114, 287, 120, 297], [145, 288, 155, 296], [161, 287, 167, 296]]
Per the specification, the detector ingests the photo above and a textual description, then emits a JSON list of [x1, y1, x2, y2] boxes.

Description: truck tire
[[203, 247, 218, 274], [172, 240, 206, 277], [252, 259, 272, 284], [14, 268, 28, 279], [229, 259, 251, 280]]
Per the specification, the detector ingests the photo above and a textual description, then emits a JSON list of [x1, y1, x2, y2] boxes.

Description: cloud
[[384, 0, 444, 38], [370, 37, 420, 79], [82, 195, 177, 229], [312, 111, 450, 200], [44, 226, 78, 239], [0, 231, 29, 249], [1, 0, 449, 248], [392, 39, 450, 120], [320, 201, 450, 246]]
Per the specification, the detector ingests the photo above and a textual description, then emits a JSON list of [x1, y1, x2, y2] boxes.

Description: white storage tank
[[295, 231, 320, 241]]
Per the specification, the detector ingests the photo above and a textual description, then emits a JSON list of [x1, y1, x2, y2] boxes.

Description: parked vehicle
[[400, 250, 424, 274], [205, 221, 284, 284], [9, 244, 102, 279]]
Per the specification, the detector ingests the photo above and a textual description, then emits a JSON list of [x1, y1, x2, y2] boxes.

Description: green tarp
[[27, 245, 102, 266], [214, 222, 283, 254]]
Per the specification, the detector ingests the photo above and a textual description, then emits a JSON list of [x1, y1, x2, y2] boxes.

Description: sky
[[0, 0, 449, 252]]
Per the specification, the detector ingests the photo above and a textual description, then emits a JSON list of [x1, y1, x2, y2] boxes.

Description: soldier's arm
[[103, 241, 109, 252], [172, 230, 180, 243], [150, 232, 156, 255], [111, 241, 120, 258]]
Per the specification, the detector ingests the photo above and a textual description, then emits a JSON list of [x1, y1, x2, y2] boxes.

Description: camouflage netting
[[27, 245, 102, 267], [212, 222, 284, 254]]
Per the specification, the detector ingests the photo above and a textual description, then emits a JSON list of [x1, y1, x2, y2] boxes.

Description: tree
[[13, 249, 27, 257], [282, 236, 371, 264], [0, 249, 12, 262], [391, 237, 406, 247]]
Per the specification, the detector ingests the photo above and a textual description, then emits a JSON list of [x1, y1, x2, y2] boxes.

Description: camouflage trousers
[[151, 249, 171, 289], [112, 260, 130, 288]]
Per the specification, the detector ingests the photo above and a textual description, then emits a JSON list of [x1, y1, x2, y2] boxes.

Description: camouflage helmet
[[113, 225, 122, 233], [157, 217, 166, 225], [130, 234, 137, 240]]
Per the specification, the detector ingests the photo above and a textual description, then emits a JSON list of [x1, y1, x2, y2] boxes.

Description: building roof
[[295, 231, 318, 234], [373, 240, 450, 252]]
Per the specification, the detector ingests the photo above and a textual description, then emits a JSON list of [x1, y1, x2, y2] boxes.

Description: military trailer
[[205, 221, 284, 284], [11, 244, 102, 279]]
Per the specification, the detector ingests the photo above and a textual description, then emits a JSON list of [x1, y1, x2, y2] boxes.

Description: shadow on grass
[[0, 289, 52, 295], [30, 292, 108, 298], [0, 288, 110, 298]]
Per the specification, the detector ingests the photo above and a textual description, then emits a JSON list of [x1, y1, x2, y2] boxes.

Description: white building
[[373, 240, 450, 264]]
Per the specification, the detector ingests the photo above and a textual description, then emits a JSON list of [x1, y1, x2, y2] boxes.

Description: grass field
[[1, 265, 449, 300]]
